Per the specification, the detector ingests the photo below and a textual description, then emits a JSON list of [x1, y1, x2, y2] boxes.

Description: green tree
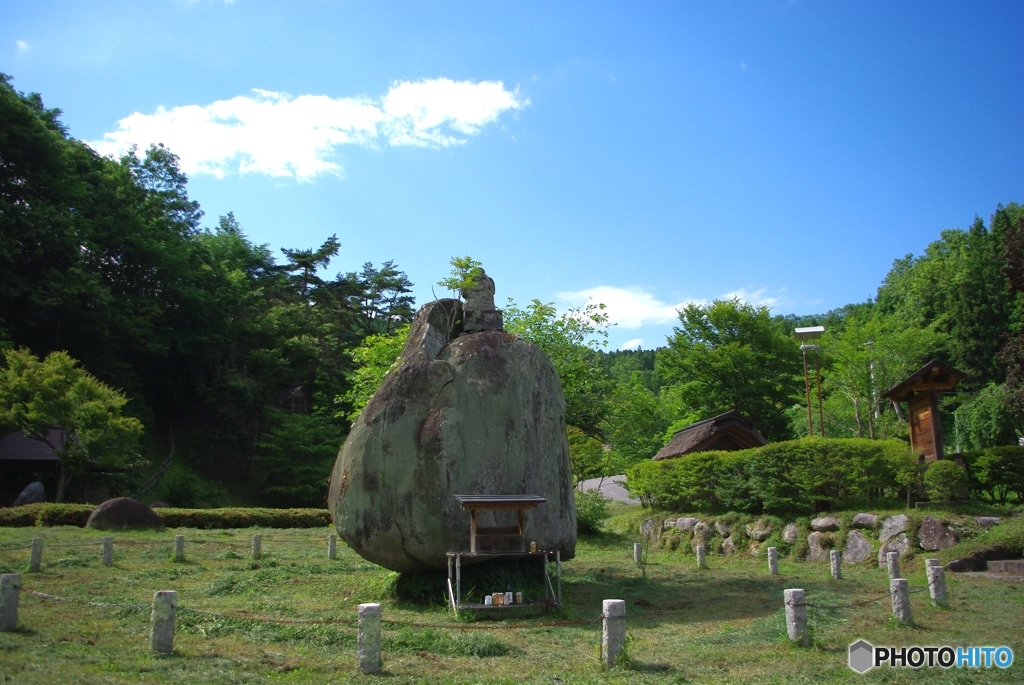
[[603, 375, 670, 464], [355, 261, 415, 334], [656, 299, 803, 441], [340, 325, 411, 422], [437, 255, 484, 295], [0, 349, 143, 501]]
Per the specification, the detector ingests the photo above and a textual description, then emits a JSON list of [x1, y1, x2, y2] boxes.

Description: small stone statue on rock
[[460, 270, 503, 333]]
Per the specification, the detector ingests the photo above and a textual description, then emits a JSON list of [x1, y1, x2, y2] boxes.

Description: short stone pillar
[[601, 599, 626, 668], [29, 537, 43, 573], [924, 558, 940, 568], [174, 535, 184, 563], [784, 589, 809, 647], [927, 565, 948, 608], [0, 574, 21, 631], [633, 542, 643, 565], [149, 590, 177, 654], [102, 537, 114, 566], [357, 603, 382, 674], [830, 550, 842, 580], [251, 534, 262, 561], [768, 547, 779, 575], [696, 545, 708, 570], [890, 578, 911, 624], [328, 535, 337, 560], [886, 551, 902, 580]]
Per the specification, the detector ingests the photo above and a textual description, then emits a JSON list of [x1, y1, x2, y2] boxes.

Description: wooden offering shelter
[[446, 494, 561, 613], [882, 360, 965, 462]]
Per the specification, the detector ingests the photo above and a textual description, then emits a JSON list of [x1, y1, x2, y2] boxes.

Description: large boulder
[[879, 514, 908, 543], [745, 519, 772, 542], [721, 537, 737, 555], [676, 517, 700, 532], [714, 520, 731, 536], [783, 523, 799, 544], [86, 498, 164, 531], [851, 513, 878, 529], [810, 516, 841, 532], [918, 516, 958, 551], [328, 289, 576, 573], [877, 533, 911, 567], [844, 530, 874, 564], [974, 517, 1001, 528], [807, 532, 831, 561], [13, 482, 45, 506]]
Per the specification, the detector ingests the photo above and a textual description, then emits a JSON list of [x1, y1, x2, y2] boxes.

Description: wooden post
[[102, 537, 114, 566], [784, 589, 809, 646], [174, 535, 184, 563], [29, 538, 42, 573], [251, 534, 262, 561], [601, 599, 626, 668], [149, 590, 177, 654], [328, 535, 337, 560], [469, 511, 477, 555], [358, 603, 381, 674], [768, 547, 779, 575], [0, 574, 21, 632], [890, 578, 911, 624]]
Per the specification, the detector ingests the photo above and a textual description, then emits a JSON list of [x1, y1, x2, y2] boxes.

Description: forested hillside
[[2, 75, 1021, 507]]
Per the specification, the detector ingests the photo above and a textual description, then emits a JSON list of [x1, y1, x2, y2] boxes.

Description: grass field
[[0, 516, 1022, 684]]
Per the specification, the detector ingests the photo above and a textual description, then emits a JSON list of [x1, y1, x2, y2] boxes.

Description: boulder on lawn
[[807, 532, 831, 561], [86, 498, 164, 531], [879, 514, 908, 543], [676, 517, 700, 532], [917, 516, 958, 551], [783, 523, 799, 544], [811, 516, 841, 532], [851, 513, 878, 529], [745, 519, 772, 542], [13, 482, 45, 506], [843, 530, 874, 564], [714, 520, 731, 536], [641, 519, 661, 543], [974, 517, 1001, 528], [721, 537, 736, 555], [877, 533, 910, 567], [663, 518, 679, 531], [329, 281, 576, 573]]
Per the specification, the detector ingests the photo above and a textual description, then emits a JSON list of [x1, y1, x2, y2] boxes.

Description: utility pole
[[795, 327, 825, 437]]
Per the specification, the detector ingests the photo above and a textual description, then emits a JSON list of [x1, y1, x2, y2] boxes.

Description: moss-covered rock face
[[329, 297, 576, 573]]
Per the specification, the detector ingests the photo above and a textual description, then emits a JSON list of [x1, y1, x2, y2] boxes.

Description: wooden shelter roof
[[0, 429, 62, 470], [881, 359, 966, 402], [652, 409, 768, 461], [453, 494, 546, 511]]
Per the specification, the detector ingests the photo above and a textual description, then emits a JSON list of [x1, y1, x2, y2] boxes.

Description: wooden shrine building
[[882, 360, 965, 462], [653, 409, 768, 461]]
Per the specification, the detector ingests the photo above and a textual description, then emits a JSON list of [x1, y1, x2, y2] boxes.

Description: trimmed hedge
[[627, 437, 916, 516], [0, 504, 332, 529]]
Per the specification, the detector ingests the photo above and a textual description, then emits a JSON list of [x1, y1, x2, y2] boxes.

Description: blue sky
[[4, 1, 1022, 349]]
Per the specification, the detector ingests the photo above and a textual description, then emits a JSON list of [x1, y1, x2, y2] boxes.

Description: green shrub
[[0, 503, 45, 527], [150, 464, 229, 508], [36, 503, 95, 527], [962, 446, 1024, 503], [627, 438, 915, 516], [155, 507, 331, 529], [575, 490, 611, 534], [923, 460, 969, 504]]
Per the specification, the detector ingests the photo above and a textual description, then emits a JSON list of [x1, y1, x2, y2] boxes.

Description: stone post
[[696, 545, 707, 570], [328, 535, 337, 560], [357, 603, 381, 674], [890, 578, 911, 624], [830, 550, 842, 580], [886, 551, 902, 580], [768, 547, 779, 575], [29, 538, 42, 573], [174, 535, 184, 562], [149, 590, 177, 654], [784, 589, 809, 647], [251, 534, 262, 561], [633, 542, 642, 565], [927, 565, 948, 608], [601, 599, 626, 668], [0, 574, 21, 632], [925, 558, 940, 568], [102, 537, 114, 566]]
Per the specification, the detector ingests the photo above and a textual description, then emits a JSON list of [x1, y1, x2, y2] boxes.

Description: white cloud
[[16, 40, 29, 52], [740, 60, 747, 70], [87, 79, 526, 181], [719, 287, 781, 308], [556, 286, 698, 329], [621, 338, 644, 350]]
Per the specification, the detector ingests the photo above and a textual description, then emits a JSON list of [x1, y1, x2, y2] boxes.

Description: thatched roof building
[[652, 410, 768, 461]]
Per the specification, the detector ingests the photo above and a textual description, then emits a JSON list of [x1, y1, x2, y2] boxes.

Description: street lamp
[[794, 326, 825, 437]]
